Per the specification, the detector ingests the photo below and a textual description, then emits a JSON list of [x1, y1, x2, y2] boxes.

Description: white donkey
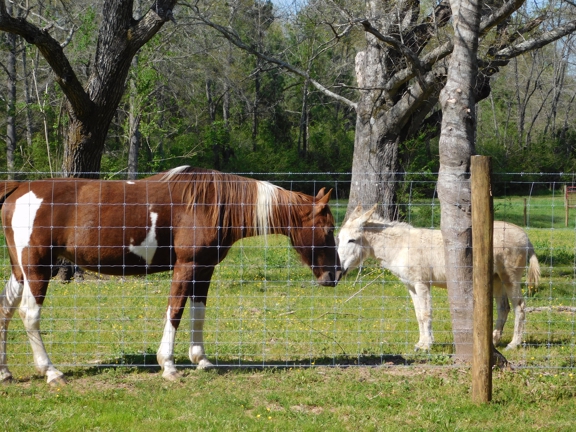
[[337, 205, 540, 350]]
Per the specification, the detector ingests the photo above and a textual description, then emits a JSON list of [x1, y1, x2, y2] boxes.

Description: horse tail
[[0, 181, 21, 208], [526, 241, 541, 296]]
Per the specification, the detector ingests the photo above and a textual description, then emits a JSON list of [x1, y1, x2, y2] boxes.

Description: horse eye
[[348, 239, 356, 244]]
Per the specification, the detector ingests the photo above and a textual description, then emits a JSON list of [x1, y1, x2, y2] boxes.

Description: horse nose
[[318, 271, 338, 287], [336, 269, 343, 282]]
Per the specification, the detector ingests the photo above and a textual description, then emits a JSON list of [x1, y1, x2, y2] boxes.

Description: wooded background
[[0, 1, 575, 190]]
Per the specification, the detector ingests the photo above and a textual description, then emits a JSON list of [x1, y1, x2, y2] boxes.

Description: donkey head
[[337, 204, 377, 275]]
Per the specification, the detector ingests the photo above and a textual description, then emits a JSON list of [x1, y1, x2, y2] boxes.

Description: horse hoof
[[163, 371, 183, 382], [48, 375, 68, 387]]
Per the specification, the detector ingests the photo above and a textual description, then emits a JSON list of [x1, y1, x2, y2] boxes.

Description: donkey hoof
[[48, 375, 68, 387], [196, 359, 214, 370], [162, 370, 183, 382]]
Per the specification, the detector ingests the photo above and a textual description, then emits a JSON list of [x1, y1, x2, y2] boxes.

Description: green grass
[[1, 367, 575, 431], [2, 193, 576, 429]]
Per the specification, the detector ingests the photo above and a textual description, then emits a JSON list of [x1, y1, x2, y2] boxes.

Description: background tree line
[[1, 1, 575, 195]]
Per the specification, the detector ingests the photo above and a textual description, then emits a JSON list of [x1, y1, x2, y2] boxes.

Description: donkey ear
[[351, 204, 364, 216], [358, 204, 378, 225]]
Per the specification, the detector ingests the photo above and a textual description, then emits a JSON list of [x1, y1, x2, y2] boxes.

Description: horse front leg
[[157, 263, 215, 380], [19, 272, 66, 386], [0, 274, 23, 382], [189, 300, 213, 370], [156, 291, 188, 381]]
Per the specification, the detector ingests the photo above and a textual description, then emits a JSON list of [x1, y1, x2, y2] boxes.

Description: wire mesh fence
[[1, 170, 576, 378]]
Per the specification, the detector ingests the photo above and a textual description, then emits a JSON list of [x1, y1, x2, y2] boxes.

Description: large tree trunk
[[346, 22, 402, 221], [437, 0, 481, 361]]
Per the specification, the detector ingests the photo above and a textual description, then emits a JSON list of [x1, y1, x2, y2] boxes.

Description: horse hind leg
[[0, 274, 24, 382], [19, 271, 66, 385]]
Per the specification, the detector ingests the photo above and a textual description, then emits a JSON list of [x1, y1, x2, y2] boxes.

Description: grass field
[[2, 192, 576, 430]]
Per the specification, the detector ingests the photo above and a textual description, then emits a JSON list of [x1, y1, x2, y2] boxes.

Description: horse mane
[[155, 166, 314, 243]]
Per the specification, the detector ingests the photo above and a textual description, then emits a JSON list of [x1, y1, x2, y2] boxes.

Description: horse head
[[291, 188, 342, 287], [337, 204, 377, 275]]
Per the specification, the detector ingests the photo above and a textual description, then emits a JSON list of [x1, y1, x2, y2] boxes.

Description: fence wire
[[1, 171, 575, 378]]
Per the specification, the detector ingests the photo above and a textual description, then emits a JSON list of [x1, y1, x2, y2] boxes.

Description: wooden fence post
[[471, 156, 494, 403]]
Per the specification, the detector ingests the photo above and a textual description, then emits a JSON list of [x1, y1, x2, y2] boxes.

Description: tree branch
[[0, 2, 93, 119], [197, 15, 357, 110]]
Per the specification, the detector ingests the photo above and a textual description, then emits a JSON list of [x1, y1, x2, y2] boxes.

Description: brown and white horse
[[0, 166, 341, 384]]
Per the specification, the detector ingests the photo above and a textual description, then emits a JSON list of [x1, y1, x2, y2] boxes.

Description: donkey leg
[[408, 283, 434, 351], [492, 277, 509, 346], [0, 274, 24, 382], [505, 283, 525, 350], [19, 273, 66, 385]]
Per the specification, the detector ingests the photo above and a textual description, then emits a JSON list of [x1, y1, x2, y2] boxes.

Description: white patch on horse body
[[255, 181, 279, 237], [12, 191, 43, 268], [129, 211, 158, 264]]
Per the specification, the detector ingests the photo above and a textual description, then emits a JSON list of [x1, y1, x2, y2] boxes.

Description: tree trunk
[[128, 58, 141, 180], [437, 0, 481, 362], [298, 78, 309, 155], [21, 39, 34, 156], [347, 44, 400, 221], [5, 10, 16, 178]]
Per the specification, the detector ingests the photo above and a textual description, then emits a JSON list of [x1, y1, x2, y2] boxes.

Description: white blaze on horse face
[[255, 181, 279, 237], [129, 211, 158, 264]]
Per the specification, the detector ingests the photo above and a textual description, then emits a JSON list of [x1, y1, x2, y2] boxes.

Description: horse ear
[[314, 188, 332, 213], [315, 187, 332, 201]]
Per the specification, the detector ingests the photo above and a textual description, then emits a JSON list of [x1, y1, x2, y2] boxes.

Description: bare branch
[[197, 15, 358, 110], [0, 4, 93, 119]]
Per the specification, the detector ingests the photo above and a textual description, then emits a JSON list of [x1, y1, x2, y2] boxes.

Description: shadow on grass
[[519, 336, 574, 348], [62, 352, 422, 380]]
